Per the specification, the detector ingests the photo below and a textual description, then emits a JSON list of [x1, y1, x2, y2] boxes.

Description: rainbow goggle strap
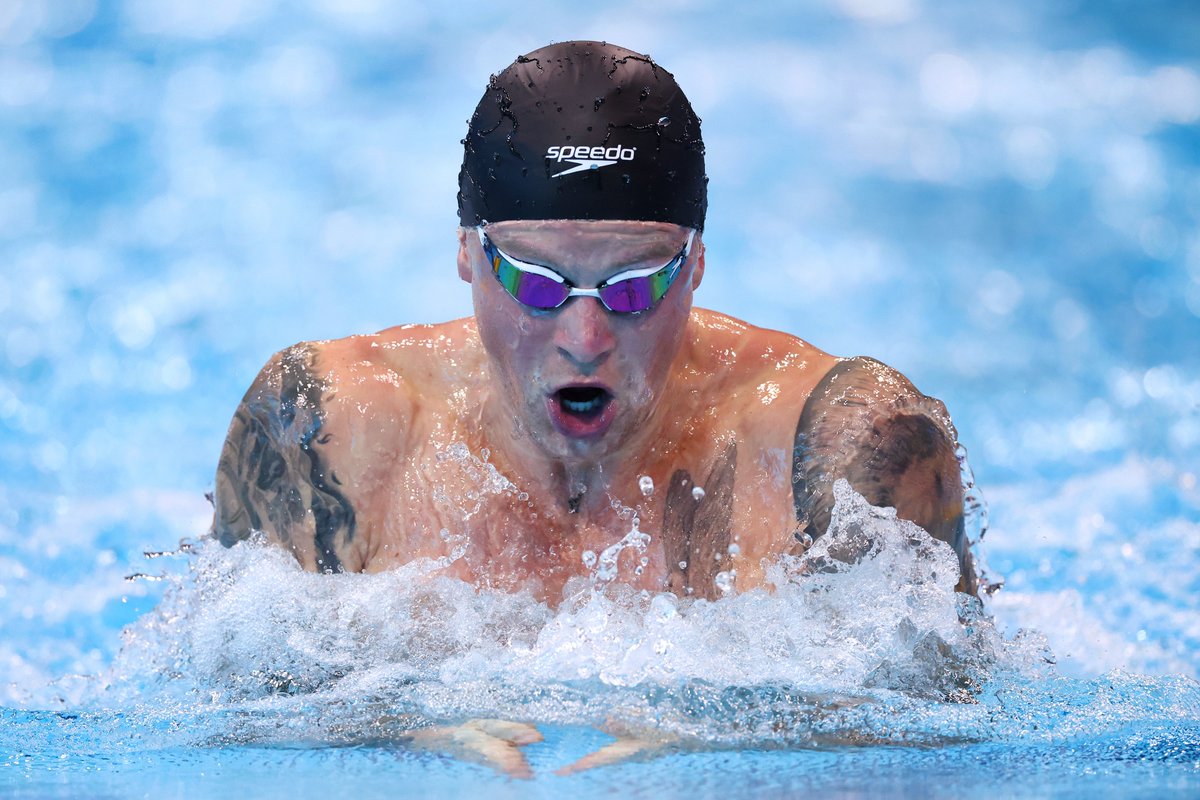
[[477, 227, 695, 314]]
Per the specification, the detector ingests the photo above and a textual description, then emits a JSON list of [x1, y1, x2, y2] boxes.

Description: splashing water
[[19, 474, 1186, 761], [592, 521, 652, 584]]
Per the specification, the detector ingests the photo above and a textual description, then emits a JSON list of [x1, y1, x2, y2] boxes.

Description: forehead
[[485, 219, 691, 265]]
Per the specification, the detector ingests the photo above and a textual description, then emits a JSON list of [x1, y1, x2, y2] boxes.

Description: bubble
[[581, 550, 596, 569], [714, 570, 735, 595], [1110, 370, 1143, 408], [692, 486, 706, 501], [657, 116, 669, 126], [112, 304, 156, 350], [678, 560, 687, 570], [160, 355, 193, 391], [1148, 65, 1200, 124], [40, 0, 96, 38], [1142, 365, 1178, 399], [1052, 298, 1088, 341], [639, 475, 654, 496], [728, 543, 741, 556], [920, 53, 981, 117], [34, 440, 68, 473], [1133, 279, 1169, 318], [978, 270, 1023, 316]]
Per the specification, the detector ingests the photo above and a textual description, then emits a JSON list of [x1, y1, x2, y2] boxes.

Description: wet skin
[[213, 220, 977, 601]]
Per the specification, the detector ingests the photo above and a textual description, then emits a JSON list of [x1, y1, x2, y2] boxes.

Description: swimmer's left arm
[[791, 357, 977, 594]]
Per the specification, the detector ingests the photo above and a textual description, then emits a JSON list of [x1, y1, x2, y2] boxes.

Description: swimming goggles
[[477, 227, 695, 314]]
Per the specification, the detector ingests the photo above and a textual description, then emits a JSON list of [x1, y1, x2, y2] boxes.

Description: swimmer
[[210, 40, 977, 773]]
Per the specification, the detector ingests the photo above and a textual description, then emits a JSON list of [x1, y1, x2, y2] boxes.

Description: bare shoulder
[[686, 308, 839, 404], [211, 341, 354, 570], [210, 319, 482, 571], [792, 356, 976, 594], [210, 323, 451, 571]]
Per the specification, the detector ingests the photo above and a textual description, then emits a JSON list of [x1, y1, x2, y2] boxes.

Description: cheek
[[616, 303, 690, 387], [474, 286, 547, 385]]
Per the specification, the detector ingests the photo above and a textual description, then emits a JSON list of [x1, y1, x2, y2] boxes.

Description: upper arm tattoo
[[212, 344, 357, 572], [792, 357, 976, 594]]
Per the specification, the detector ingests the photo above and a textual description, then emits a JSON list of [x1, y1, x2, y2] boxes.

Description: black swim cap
[[457, 41, 707, 231]]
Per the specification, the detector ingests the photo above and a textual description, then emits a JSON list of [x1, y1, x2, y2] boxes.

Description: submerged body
[[213, 234, 976, 601]]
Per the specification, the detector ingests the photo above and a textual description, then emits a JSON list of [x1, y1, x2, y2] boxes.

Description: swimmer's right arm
[[211, 343, 361, 572]]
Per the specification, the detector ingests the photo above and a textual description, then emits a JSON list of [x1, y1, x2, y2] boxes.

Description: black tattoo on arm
[[212, 344, 357, 573], [792, 357, 977, 595], [662, 442, 737, 600]]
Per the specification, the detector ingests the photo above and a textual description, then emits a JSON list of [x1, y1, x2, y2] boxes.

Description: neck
[[475, 381, 681, 523]]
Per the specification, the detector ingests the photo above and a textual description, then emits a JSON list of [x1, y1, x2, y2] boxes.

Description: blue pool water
[[2, 1, 1199, 796]]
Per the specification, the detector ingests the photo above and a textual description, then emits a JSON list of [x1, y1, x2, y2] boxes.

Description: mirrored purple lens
[[598, 277, 655, 313], [514, 271, 570, 309]]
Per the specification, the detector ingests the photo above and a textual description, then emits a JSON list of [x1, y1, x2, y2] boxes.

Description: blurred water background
[[1, 0, 1199, 795]]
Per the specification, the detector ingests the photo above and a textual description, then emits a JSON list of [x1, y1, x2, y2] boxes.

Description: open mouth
[[547, 385, 617, 439], [556, 386, 612, 418]]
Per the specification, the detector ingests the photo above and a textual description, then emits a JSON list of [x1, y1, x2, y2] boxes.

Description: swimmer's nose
[[553, 296, 615, 372]]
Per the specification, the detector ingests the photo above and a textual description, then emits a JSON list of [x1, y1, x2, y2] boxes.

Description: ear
[[457, 227, 473, 283], [690, 235, 705, 290]]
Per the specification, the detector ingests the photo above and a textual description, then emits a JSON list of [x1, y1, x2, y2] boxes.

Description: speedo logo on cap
[[546, 144, 637, 177]]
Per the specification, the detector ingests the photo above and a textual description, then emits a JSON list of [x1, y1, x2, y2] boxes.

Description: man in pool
[[211, 40, 977, 770], [213, 38, 976, 599]]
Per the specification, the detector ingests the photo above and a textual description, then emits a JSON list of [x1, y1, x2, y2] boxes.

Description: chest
[[363, 433, 797, 601]]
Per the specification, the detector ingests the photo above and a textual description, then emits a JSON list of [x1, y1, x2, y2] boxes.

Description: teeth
[[563, 396, 602, 413]]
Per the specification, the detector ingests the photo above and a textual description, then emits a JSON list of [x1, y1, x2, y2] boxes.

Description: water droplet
[[728, 543, 741, 556], [678, 560, 687, 570], [582, 550, 597, 569], [692, 486, 706, 501], [650, 594, 677, 622], [715, 570, 735, 595], [801, 533, 813, 549], [639, 475, 654, 496], [517, 492, 529, 502], [657, 116, 670, 126]]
